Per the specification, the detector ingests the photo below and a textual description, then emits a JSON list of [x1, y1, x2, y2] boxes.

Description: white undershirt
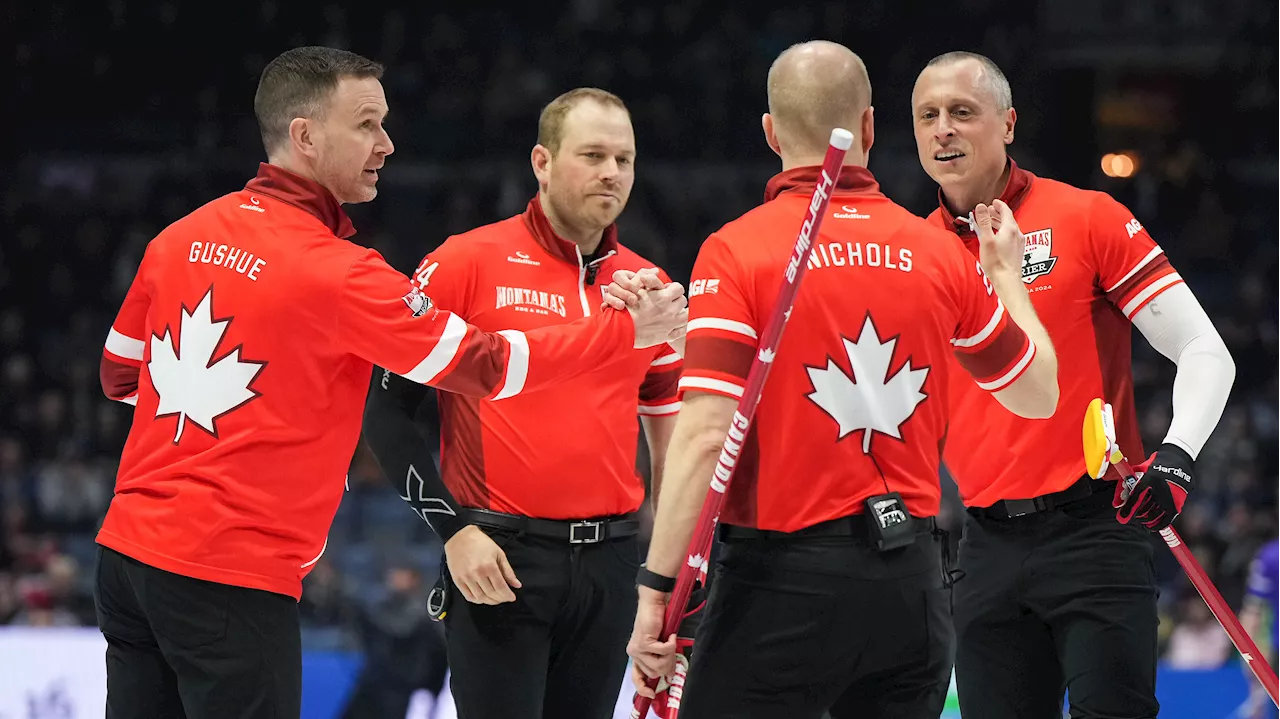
[[1130, 282, 1236, 459]]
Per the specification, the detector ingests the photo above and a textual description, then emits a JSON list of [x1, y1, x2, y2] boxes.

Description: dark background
[[2, 0, 1275, 691]]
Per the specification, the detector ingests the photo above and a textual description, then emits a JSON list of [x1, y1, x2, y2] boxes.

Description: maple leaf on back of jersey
[[804, 315, 929, 453], [149, 288, 266, 443]]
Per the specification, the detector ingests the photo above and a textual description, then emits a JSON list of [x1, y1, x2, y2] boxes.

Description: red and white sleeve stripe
[[341, 252, 644, 403], [398, 313, 470, 386], [1104, 249, 1183, 320], [952, 302, 1037, 393], [638, 401, 682, 416], [685, 317, 759, 340], [101, 261, 151, 405], [951, 301, 1004, 349], [105, 328, 145, 364], [490, 330, 529, 400], [638, 345, 683, 416], [679, 232, 758, 401], [101, 327, 144, 405], [677, 316, 759, 400], [974, 341, 1036, 392]]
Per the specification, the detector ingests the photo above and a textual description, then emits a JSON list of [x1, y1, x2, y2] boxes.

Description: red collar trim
[[244, 163, 355, 239], [937, 158, 1035, 236], [521, 195, 619, 263], [763, 165, 880, 203]]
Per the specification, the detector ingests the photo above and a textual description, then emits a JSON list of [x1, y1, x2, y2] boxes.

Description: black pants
[[953, 484, 1160, 719], [678, 528, 953, 719], [93, 546, 302, 719], [441, 528, 639, 719]]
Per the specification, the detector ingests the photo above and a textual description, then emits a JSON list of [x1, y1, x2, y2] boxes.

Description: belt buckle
[[569, 521, 604, 544]]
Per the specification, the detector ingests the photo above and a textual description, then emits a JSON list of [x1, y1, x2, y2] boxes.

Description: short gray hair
[[925, 51, 1012, 111], [253, 46, 385, 156]]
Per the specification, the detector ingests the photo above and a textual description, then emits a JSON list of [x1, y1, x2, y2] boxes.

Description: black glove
[[1113, 443, 1194, 531]]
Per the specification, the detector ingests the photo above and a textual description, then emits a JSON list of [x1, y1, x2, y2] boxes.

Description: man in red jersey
[[912, 51, 1236, 719], [93, 47, 686, 719], [619, 40, 1059, 719], [362, 87, 683, 719]]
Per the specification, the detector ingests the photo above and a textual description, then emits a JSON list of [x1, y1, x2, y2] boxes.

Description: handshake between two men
[[441, 267, 687, 609], [606, 268, 689, 354], [605, 268, 688, 355]]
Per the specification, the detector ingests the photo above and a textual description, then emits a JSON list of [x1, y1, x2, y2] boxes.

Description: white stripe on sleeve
[[686, 317, 758, 340], [678, 376, 745, 398], [403, 313, 468, 384], [1121, 274, 1182, 318], [490, 330, 530, 400], [976, 341, 1036, 391], [105, 328, 145, 361], [650, 353, 682, 367], [953, 301, 1004, 348], [1106, 247, 1165, 293], [638, 401, 682, 416]]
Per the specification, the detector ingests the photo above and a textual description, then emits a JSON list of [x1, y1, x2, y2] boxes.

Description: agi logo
[[689, 278, 720, 297]]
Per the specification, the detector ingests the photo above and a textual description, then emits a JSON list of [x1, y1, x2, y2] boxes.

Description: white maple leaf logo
[[758, 347, 776, 363], [805, 315, 929, 453], [149, 289, 265, 443]]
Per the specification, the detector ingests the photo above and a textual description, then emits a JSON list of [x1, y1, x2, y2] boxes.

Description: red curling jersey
[[411, 196, 682, 519], [680, 166, 1034, 531], [98, 165, 638, 598], [930, 160, 1183, 507]]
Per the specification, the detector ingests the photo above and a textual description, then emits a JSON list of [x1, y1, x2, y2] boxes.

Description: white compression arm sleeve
[[1130, 282, 1236, 459]]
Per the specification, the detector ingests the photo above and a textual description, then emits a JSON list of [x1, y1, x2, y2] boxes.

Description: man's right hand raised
[[444, 525, 521, 605], [974, 199, 1025, 281], [972, 198, 1060, 419], [607, 269, 688, 348]]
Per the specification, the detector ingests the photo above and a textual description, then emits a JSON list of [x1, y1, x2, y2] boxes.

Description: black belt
[[718, 514, 937, 543], [969, 475, 1115, 521], [463, 509, 640, 544]]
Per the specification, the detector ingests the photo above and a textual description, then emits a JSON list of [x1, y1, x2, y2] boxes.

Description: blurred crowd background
[[3, 0, 1276, 707]]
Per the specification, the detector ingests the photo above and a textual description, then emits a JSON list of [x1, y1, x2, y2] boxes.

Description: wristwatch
[[636, 564, 676, 592]]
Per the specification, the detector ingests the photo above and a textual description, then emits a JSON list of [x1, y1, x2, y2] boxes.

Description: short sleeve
[[104, 249, 152, 368], [678, 233, 758, 399], [947, 252, 1036, 393], [101, 245, 153, 403], [639, 343, 683, 415], [1089, 194, 1183, 320]]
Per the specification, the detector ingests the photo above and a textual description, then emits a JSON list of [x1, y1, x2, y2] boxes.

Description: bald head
[[767, 41, 872, 156]]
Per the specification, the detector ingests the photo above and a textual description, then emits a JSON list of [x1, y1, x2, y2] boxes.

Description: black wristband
[[1155, 442, 1194, 470], [636, 565, 677, 592]]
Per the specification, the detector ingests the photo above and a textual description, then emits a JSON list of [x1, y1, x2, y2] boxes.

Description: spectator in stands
[[1165, 594, 1233, 670], [341, 566, 447, 719]]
